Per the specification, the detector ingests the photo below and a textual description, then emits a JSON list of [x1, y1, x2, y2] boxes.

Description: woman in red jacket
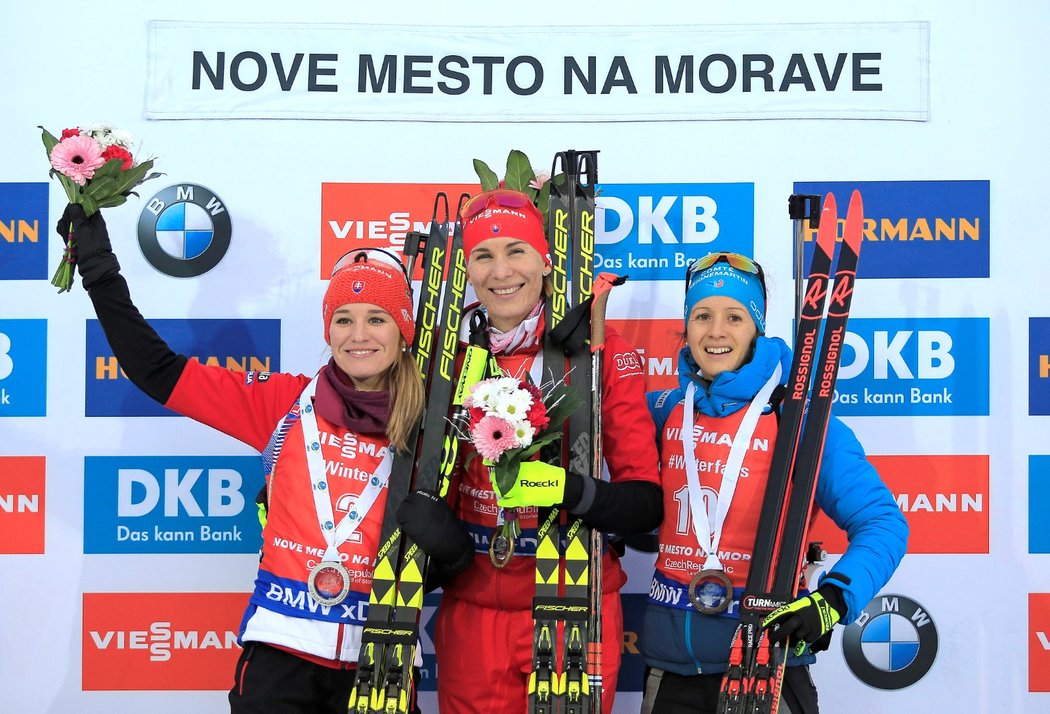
[[433, 188, 663, 713], [59, 204, 472, 714]]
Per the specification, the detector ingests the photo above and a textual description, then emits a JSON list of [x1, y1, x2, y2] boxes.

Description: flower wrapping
[[39, 124, 161, 292], [462, 375, 581, 496]]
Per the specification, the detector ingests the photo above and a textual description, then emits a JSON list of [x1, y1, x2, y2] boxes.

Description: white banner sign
[[145, 21, 930, 122]]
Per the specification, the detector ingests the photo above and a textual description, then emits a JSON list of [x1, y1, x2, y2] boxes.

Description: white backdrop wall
[[1, 1, 1048, 712]]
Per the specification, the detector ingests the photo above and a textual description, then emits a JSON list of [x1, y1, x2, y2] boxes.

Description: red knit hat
[[461, 189, 550, 265], [323, 254, 415, 346]]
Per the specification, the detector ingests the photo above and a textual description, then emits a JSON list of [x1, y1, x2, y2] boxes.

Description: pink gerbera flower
[[472, 415, 518, 462], [50, 134, 105, 185]]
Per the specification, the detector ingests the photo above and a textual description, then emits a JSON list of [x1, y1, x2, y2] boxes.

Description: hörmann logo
[[0, 182, 48, 280], [86, 318, 280, 417], [795, 180, 990, 279], [1031, 318, 1050, 415], [842, 594, 937, 690]]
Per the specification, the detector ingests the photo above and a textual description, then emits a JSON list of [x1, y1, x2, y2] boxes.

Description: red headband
[[461, 190, 550, 265]]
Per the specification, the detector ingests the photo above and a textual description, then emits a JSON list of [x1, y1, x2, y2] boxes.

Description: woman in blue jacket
[[639, 252, 908, 714]]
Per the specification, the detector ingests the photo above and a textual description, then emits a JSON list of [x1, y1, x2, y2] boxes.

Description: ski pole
[[787, 194, 821, 325]]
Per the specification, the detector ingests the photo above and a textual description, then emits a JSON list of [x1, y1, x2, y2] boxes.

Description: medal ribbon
[[681, 364, 781, 571], [299, 375, 392, 563]]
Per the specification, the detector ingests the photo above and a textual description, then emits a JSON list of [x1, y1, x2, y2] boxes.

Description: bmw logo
[[842, 593, 938, 690], [138, 184, 232, 277]]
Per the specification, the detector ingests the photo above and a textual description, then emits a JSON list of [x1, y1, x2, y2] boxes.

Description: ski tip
[[844, 189, 865, 253], [815, 192, 838, 255]]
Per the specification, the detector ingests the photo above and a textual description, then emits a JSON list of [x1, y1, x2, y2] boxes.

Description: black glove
[[55, 203, 120, 289], [762, 584, 846, 657], [396, 489, 472, 566]]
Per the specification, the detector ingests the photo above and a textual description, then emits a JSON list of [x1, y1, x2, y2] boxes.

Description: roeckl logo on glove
[[520, 479, 559, 488]]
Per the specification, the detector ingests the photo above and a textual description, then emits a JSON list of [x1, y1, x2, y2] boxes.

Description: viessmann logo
[[1029, 593, 1050, 692], [809, 454, 988, 555], [607, 318, 683, 392], [83, 592, 247, 690], [0, 455, 45, 554], [321, 182, 476, 279]]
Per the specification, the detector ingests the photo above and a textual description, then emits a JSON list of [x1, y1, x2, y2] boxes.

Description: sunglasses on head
[[686, 251, 767, 298], [331, 248, 410, 283], [687, 251, 761, 276], [460, 189, 543, 223]]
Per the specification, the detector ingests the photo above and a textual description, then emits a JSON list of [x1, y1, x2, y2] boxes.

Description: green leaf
[[504, 149, 535, 193], [85, 177, 119, 198], [39, 127, 59, 157], [473, 159, 499, 192], [93, 158, 123, 180], [492, 461, 519, 497], [537, 178, 553, 225], [108, 159, 154, 196], [80, 194, 99, 217], [96, 194, 128, 209]]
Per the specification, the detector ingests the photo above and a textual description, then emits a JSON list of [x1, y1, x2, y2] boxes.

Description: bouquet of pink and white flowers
[[40, 124, 161, 292], [463, 375, 581, 496]]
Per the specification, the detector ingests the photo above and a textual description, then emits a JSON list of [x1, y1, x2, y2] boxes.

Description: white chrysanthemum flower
[[492, 387, 533, 421], [512, 419, 535, 448], [492, 377, 521, 396], [470, 379, 501, 410], [82, 123, 134, 149]]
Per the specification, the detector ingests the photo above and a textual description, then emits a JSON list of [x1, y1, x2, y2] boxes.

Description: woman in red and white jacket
[[60, 204, 472, 714], [433, 188, 663, 713]]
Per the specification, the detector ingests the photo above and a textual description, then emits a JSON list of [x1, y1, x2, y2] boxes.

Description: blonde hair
[[385, 348, 424, 452]]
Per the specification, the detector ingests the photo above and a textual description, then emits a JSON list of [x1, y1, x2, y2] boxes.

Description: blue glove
[[492, 461, 567, 508]]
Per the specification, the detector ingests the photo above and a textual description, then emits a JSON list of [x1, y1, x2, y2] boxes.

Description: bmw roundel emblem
[[842, 593, 938, 690], [138, 184, 232, 278]]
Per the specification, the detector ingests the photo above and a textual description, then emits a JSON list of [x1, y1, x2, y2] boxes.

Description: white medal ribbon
[[298, 375, 392, 563], [681, 363, 781, 572]]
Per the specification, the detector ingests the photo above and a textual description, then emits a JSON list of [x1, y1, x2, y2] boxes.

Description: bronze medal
[[488, 528, 514, 568], [687, 569, 734, 614]]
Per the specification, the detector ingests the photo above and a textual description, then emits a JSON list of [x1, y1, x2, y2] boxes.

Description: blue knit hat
[[684, 260, 766, 334]]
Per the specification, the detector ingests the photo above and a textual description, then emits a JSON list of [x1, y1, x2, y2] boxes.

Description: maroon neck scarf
[[313, 358, 391, 436]]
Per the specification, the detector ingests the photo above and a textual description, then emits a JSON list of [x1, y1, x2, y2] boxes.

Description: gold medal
[[307, 560, 351, 606], [687, 569, 734, 614]]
